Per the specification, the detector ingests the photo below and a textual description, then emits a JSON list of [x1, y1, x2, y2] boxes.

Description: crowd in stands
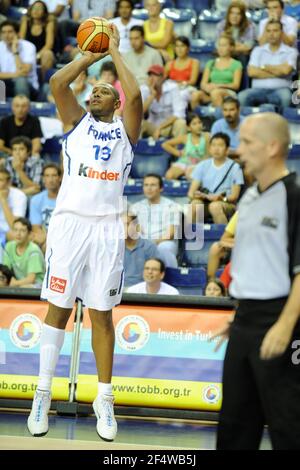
[[0, 0, 299, 298]]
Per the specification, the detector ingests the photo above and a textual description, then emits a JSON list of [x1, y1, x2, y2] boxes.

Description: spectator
[[188, 133, 244, 224], [127, 258, 179, 295], [3, 217, 45, 287], [164, 36, 200, 105], [58, 0, 116, 49], [110, 0, 144, 54], [0, 263, 13, 287], [258, 0, 298, 47], [143, 0, 174, 62], [0, 168, 27, 242], [70, 70, 93, 109], [216, 1, 256, 65], [92, 62, 125, 117], [207, 211, 237, 279], [204, 278, 227, 297], [123, 212, 159, 287], [162, 113, 210, 181], [0, 1, 10, 24], [238, 20, 297, 113], [210, 96, 243, 158], [191, 34, 243, 109], [5, 136, 42, 195], [0, 20, 39, 99], [0, 95, 43, 157], [124, 25, 163, 86], [140, 64, 187, 140], [131, 174, 181, 268], [19, 1, 56, 82], [28, 0, 69, 19], [29, 163, 61, 250]]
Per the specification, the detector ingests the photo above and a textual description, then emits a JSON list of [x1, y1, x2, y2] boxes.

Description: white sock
[[98, 382, 113, 397], [37, 324, 65, 392]]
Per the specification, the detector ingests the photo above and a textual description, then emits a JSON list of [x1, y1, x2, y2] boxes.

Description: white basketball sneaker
[[27, 390, 51, 437], [93, 394, 117, 442]]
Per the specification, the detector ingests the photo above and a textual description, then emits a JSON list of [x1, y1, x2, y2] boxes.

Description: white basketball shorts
[[41, 213, 125, 311]]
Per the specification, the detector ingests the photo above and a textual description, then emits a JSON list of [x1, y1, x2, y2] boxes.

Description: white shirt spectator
[[29, 0, 69, 19], [131, 196, 181, 241], [110, 17, 144, 54], [0, 39, 39, 90], [140, 80, 187, 126], [0, 187, 27, 233], [127, 281, 179, 295], [249, 42, 298, 89], [259, 14, 298, 47], [72, 0, 116, 20]]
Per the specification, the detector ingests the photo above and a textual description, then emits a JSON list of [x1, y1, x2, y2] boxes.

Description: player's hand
[[260, 320, 294, 360], [210, 315, 234, 352], [77, 47, 109, 64], [108, 23, 120, 51]]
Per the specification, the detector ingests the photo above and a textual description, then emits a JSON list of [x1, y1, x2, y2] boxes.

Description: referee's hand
[[260, 320, 293, 360], [210, 315, 234, 352]]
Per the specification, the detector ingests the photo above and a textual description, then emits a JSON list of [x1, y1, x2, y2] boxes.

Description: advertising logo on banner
[[9, 314, 42, 350], [116, 315, 150, 352], [203, 384, 221, 405]]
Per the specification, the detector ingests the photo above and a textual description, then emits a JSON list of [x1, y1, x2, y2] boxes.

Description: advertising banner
[[0, 299, 74, 400], [76, 304, 233, 411]]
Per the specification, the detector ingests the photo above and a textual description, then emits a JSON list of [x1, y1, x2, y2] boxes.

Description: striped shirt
[[5, 156, 43, 189]]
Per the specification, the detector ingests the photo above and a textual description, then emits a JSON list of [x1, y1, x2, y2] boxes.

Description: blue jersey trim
[[46, 248, 53, 289], [63, 112, 87, 140]]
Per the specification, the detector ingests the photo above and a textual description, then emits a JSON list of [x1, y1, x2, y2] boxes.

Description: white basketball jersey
[[54, 113, 134, 217]]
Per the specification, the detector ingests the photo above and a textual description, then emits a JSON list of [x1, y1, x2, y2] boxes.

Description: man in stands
[[258, 0, 298, 47], [0, 95, 43, 157], [238, 20, 298, 113], [127, 258, 179, 295]]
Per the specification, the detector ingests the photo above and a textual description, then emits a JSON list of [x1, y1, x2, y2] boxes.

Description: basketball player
[[27, 25, 143, 441], [213, 113, 300, 450]]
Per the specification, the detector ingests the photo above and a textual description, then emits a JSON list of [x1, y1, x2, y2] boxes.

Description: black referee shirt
[[230, 172, 300, 300]]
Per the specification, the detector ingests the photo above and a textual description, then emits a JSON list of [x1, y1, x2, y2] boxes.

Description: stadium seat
[[183, 223, 226, 267], [130, 152, 170, 178], [135, 138, 166, 155], [30, 102, 57, 117], [163, 8, 197, 37], [189, 39, 215, 69], [164, 266, 207, 295], [132, 8, 148, 21], [288, 144, 300, 158], [176, 0, 211, 15], [0, 102, 11, 116], [163, 180, 189, 197], [240, 104, 276, 117], [6, 6, 28, 20], [124, 178, 143, 195], [198, 10, 224, 42], [283, 108, 300, 144], [41, 136, 62, 163]]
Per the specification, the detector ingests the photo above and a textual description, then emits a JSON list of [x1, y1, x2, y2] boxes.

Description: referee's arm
[[260, 273, 300, 360]]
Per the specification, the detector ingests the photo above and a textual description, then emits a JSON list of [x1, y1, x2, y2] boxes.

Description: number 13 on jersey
[[93, 145, 112, 161]]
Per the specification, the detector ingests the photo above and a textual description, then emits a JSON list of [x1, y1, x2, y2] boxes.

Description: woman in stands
[[204, 278, 227, 297], [144, 0, 175, 62], [216, 1, 256, 65], [164, 36, 200, 104], [191, 34, 243, 108], [19, 0, 56, 81], [162, 113, 210, 180]]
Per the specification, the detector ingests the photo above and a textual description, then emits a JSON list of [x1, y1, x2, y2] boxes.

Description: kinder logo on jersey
[[78, 164, 120, 181], [50, 276, 67, 293]]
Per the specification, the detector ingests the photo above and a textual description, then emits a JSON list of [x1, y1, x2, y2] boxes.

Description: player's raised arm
[[50, 50, 107, 129], [108, 25, 143, 145]]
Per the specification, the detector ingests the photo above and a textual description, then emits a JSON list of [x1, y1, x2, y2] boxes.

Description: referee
[[214, 113, 300, 450]]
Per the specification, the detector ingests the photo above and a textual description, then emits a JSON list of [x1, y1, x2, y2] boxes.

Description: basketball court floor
[[0, 410, 272, 450]]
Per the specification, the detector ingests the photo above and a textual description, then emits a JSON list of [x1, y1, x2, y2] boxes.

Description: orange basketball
[[77, 17, 111, 53]]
